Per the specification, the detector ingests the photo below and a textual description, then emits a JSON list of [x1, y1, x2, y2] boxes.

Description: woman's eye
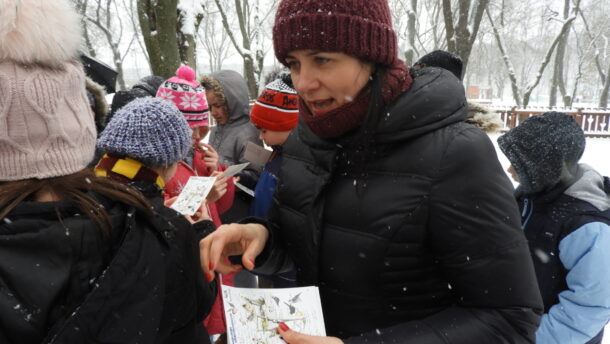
[[315, 57, 330, 64], [286, 61, 299, 70]]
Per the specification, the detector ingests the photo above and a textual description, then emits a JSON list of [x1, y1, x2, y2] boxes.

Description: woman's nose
[[294, 67, 319, 94]]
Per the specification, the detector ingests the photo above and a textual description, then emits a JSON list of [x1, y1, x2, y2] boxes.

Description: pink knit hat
[[0, 0, 96, 181], [156, 66, 209, 128]]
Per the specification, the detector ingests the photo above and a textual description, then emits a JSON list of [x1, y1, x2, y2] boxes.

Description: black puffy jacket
[[0, 183, 216, 344], [252, 68, 543, 343]]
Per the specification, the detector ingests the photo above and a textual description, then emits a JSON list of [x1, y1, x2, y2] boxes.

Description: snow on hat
[[156, 66, 209, 128], [498, 111, 586, 194], [97, 98, 192, 167], [0, 0, 97, 181], [250, 78, 299, 131]]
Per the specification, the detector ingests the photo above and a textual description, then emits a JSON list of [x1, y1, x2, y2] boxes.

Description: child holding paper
[[157, 66, 238, 339], [157, 66, 236, 227], [94, 97, 217, 342]]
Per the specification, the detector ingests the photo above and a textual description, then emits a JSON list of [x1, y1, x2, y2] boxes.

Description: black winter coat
[[0, 183, 216, 344], [251, 68, 543, 343]]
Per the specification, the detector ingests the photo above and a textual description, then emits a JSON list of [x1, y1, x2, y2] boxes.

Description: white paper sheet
[[222, 285, 326, 344], [244, 141, 273, 168], [223, 162, 251, 178], [170, 176, 216, 216]]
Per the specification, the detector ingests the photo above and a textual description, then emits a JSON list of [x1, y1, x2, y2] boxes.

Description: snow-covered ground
[[490, 134, 610, 343]]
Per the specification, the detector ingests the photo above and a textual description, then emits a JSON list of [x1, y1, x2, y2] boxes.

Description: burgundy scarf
[[300, 59, 413, 139]]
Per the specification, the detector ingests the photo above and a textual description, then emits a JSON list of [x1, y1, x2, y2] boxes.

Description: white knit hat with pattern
[[0, 0, 95, 181]]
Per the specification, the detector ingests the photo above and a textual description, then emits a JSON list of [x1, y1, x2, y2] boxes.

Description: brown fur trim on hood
[[466, 101, 504, 134], [86, 77, 109, 132]]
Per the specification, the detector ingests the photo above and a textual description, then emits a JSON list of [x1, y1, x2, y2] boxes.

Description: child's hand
[[164, 196, 211, 223], [207, 171, 228, 203], [197, 142, 219, 173], [187, 200, 212, 223]]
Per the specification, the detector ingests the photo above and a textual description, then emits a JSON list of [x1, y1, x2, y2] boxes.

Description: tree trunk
[[549, 0, 571, 107], [443, 0, 489, 78], [441, 0, 456, 53], [522, 16, 576, 107], [75, 0, 97, 57], [600, 63, 610, 108], [214, 0, 259, 98], [486, 9, 521, 107], [404, 0, 418, 66], [137, 0, 181, 78]]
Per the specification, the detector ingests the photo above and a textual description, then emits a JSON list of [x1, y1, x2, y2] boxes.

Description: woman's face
[[285, 50, 374, 116]]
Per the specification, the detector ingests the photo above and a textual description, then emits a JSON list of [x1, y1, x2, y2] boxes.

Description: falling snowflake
[[158, 89, 175, 101], [180, 93, 202, 109]]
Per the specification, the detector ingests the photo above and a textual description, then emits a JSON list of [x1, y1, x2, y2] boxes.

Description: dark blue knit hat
[[498, 111, 585, 194], [97, 98, 191, 167]]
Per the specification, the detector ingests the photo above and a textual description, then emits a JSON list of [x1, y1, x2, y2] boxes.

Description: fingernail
[[209, 262, 214, 271], [205, 272, 213, 282], [248, 259, 255, 268], [279, 322, 289, 332]]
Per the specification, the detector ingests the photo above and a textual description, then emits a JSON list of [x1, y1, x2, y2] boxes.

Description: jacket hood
[[210, 70, 250, 124], [498, 111, 585, 195], [0, 0, 82, 67], [374, 67, 467, 144], [466, 101, 504, 134], [564, 164, 610, 212]]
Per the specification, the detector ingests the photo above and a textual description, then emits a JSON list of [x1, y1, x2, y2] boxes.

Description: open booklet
[[222, 285, 326, 344]]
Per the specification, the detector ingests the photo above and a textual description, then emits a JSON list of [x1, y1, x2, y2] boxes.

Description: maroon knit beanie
[[273, 0, 398, 67]]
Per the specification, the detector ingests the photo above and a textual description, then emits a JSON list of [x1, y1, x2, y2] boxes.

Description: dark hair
[[0, 169, 154, 235]]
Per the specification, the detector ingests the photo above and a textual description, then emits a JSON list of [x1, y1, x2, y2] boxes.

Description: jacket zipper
[[522, 198, 534, 229]]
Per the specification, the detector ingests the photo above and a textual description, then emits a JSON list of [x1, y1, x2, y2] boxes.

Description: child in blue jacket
[[499, 112, 610, 344], [249, 74, 299, 287]]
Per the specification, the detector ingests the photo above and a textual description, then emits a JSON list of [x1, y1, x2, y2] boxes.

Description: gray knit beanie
[[97, 98, 191, 167], [498, 111, 586, 194]]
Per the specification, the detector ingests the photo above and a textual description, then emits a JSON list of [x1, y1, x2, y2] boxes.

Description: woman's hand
[[206, 171, 228, 203], [198, 142, 219, 174], [278, 322, 344, 344], [199, 223, 269, 281]]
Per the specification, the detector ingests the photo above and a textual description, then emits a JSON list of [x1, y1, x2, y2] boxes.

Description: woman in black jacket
[[0, 1, 214, 342], [200, 0, 543, 343]]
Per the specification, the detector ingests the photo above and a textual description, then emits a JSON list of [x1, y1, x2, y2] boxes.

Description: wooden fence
[[490, 106, 610, 138]]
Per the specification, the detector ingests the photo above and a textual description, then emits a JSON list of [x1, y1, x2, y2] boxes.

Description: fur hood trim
[[0, 0, 82, 66], [466, 101, 504, 134], [86, 77, 109, 131]]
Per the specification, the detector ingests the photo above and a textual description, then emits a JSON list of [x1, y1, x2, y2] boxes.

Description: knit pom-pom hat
[[156, 66, 209, 128], [250, 77, 299, 131], [0, 0, 96, 181], [273, 0, 398, 67], [97, 98, 192, 167], [0, 0, 82, 67]]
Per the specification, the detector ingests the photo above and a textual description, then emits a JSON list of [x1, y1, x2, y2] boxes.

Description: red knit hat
[[273, 0, 398, 67], [250, 78, 299, 131]]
